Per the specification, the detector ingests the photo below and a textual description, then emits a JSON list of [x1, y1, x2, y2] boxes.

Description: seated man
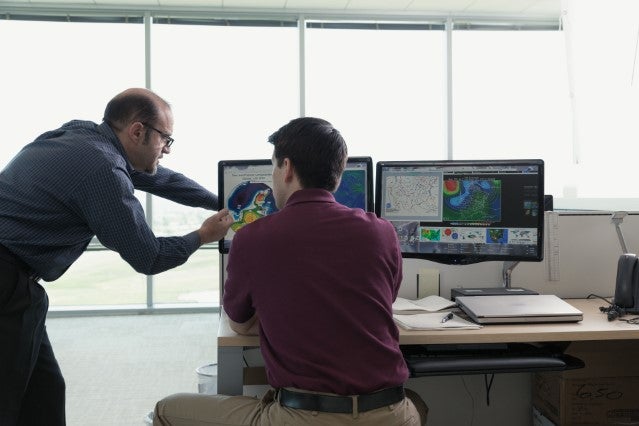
[[154, 117, 427, 425]]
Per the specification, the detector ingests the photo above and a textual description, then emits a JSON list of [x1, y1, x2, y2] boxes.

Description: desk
[[217, 299, 639, 395]]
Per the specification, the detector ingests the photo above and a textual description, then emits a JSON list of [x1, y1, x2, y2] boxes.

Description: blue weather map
[[442, 179, 501, 222], [227, 181, 278, 232], [334, 169, 366, 210], [486, 228, 508, 244]]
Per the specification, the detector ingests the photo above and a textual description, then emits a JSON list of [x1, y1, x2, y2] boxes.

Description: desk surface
[[218, 298, 639, 347]]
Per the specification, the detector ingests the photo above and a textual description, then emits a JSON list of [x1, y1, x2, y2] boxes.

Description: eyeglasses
[[143, 123, 174, 148]]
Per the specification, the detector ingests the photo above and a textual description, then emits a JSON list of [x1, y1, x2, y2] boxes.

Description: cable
[[460, 376, 475, 426], [484, 374, 495, 406], [587, 293, 613, 305], [619, 316, 639, 325], [598, 303, 627, 321], [587, 294, 626, 321]]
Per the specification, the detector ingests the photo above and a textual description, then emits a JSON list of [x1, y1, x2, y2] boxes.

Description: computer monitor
[[218, 157, 373, 253], [375, 159, 544, 265]]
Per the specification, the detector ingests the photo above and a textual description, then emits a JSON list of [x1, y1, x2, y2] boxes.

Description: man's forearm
[[229, 313, 259, 335]]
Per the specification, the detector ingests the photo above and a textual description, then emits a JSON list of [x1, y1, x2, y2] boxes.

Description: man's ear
[[283, 158, 295, 183], [127, 121, 145, 145]]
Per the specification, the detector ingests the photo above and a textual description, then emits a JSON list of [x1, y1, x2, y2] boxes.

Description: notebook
[[455, 295, 583, 324]]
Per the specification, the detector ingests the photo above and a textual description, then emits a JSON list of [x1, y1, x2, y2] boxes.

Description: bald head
[[103, 88, 171, 131]]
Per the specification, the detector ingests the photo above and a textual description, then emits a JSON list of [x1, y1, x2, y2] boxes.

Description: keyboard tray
[[402, 343, 584, 377]]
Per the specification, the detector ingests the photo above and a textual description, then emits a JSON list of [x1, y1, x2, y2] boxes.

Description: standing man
[[154, 117, 427, 425], [0, 88, 233, 425]]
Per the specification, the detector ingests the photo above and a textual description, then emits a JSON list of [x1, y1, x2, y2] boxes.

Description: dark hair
[[268, 117, 347, 191], [103, 89, 169, 131]]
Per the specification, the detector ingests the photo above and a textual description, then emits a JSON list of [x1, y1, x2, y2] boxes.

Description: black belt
[[278, 386, 405, 414], [0, 243, 41, 282]]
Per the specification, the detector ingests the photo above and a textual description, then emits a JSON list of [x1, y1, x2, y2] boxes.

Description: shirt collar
[[96, 121, 134, 172], [285, 188, 336, 208]]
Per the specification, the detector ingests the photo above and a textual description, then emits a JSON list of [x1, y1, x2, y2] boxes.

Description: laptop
[[455, 295, 583, 324]]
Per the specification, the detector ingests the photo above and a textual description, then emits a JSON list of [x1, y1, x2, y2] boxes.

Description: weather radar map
[[334, 169, 367, 210], [383, 174, 441, 218], [227, 181, 278, 232], [443, 179, 502, 222]]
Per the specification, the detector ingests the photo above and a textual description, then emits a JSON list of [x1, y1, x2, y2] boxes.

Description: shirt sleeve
[[222, 231, 255, 323], [69, 163, 201, 275], [392, 238, 403, 300], [131, 166, 219, 210], [385, 221, 403, 301]]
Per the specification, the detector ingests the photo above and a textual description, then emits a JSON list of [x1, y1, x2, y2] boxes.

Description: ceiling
[[1, 0, 562, 19]]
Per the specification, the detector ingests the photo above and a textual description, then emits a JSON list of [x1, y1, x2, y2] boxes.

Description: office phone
[[612, 254, 639, 317]]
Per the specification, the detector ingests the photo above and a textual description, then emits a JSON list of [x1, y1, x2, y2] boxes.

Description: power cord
[[587, 294, 626, 321], [484, 374, 495, 406], [601, 304, 626, 321], [588, 294, 639, 323], [587, 293, 612, 304], [460, 376, 475, 426]]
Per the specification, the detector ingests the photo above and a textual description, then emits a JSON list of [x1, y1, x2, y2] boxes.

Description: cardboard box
[[533, 340, 639, 426], [534, 374, 639, 425], [533, 406, 556, 426]]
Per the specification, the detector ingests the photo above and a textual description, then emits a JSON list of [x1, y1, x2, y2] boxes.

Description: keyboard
[[402, 343, 584, 377]]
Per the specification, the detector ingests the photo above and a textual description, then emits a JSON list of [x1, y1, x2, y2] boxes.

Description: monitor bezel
[[218, 156, 374, 254], [374, 159, 545, 265]]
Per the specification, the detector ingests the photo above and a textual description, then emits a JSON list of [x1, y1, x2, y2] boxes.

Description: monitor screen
[[218, 157, 373, 253], [375, 159, 544, 265]]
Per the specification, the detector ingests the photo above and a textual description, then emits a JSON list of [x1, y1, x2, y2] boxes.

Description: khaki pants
[[154, 389, 421, 426]]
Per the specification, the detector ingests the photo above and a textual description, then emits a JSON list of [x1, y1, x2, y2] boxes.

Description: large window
[[452, 29, 571, 199], [305, 24, 447, 161], [559, 0, 639, 203], [0, 18, 147, 307], [8, 9, 619, 311], [46, 250, 146, 307], [150, 21, 298, 304], [1, 19, 144, 167]]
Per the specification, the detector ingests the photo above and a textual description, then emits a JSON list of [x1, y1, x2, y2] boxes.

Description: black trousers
[[0, 247, 65, 426]]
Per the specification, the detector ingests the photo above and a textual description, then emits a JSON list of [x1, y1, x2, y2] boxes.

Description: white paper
[[393, 295, 457, 314], [393, 313, 482, 331]]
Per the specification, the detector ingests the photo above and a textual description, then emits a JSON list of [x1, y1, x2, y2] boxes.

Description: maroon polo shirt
[[223, 189, 408, 395]]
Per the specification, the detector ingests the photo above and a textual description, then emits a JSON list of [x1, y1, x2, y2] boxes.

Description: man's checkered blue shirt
[[0, 120, 218, 281]]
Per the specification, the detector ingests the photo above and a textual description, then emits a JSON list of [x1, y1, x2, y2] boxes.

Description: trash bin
[[196, 363, 218, 394]]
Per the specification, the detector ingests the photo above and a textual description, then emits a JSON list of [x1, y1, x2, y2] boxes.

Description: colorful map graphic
[[421, 228, 441, 242], [487, 228, 508, 243], [227, 181, 278, 232], [334, 169, 366, 210], [443, 179, 501, 222]]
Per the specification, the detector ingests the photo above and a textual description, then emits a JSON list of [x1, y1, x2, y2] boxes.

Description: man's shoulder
[[342, 206, 394, 227], [61, 119, 96, 129], [235, 211, 281, 237]]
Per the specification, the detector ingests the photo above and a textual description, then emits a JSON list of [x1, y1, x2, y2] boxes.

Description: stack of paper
[[391, 295, 481, 330], [393, 313, 482, 331], [392, 295, 457, 314]]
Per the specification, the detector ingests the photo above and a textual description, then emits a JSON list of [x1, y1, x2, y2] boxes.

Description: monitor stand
[[450, 261, 538, 300]]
